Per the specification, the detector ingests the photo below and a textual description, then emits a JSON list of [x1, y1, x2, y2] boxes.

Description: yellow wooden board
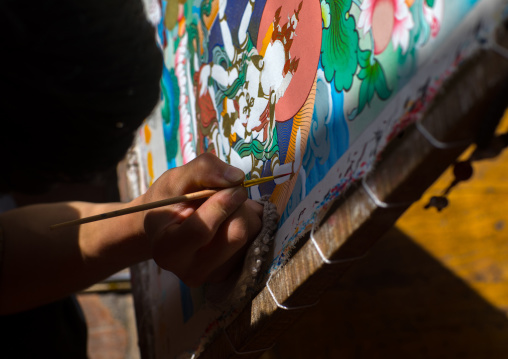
[[261, 115, 508, 358]]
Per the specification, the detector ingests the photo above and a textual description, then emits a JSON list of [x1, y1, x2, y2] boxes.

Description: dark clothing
[[0, 296, 88, 359]]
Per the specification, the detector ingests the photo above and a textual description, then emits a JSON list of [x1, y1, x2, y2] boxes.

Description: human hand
[[141, 153, 263, 287]]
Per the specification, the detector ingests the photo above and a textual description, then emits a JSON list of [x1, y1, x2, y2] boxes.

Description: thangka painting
[[131, 0, 508, 357]]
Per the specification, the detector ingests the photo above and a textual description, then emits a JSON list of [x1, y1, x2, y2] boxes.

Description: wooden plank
[[130, 257, 156, 359], [197, 23, 508, 359], [262, 117, 508, 358]]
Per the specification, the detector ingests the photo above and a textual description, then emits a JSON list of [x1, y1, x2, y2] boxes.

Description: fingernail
[[224, 166, 245, 184]]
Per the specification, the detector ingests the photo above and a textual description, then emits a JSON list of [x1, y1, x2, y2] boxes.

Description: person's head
[[0, 0, 163, 193]]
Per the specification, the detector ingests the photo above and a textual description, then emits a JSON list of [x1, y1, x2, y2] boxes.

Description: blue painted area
[[161, 66, 180, 169], [247, 0, 267, 46], [258, 160, 276, 196], [207, 0, 267, 61], [276, 118, 294, 165], [280, 71, 349, 224], [304, 86, 348, 194], [158, 2, 166, 40], [279, 169, 305, 224], [161, 66, 176, 127]]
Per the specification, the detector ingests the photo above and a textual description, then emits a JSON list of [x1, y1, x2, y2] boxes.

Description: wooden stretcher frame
[[190, 21, 508, 359], [122, 19, 508, 359]]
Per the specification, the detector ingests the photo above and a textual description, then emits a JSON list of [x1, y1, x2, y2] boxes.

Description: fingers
[[145, 153, 268, 286], [204, 199, 263, 283], [151, 195, 264, 287], [143, 153, 245, 216], [244, 198, 264, 218], [151, 187, 248, 280], [172, 153, 246, 194], [199, 199, 260, 261], [180, 186, 248, 249]]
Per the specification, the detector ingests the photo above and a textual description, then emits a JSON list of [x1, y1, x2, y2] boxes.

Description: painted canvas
[[130, 0, 508, 357]]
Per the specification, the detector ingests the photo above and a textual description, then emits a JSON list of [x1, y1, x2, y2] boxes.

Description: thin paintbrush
[[50, 173, 291, 230]]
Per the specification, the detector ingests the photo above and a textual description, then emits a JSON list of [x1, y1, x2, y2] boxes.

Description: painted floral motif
[[318, 0, 447, 121], [356, 49, 392, 114], [423, 0, 443, 38], [358, 0, 415, 54], [152, 0, 480, 244], [320, 0, 359, 92], [134, 0, 507, 357]]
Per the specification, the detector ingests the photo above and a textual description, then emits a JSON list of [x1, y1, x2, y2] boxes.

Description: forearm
[[0, 154, 264, 315], [0, 199, 149, 314]]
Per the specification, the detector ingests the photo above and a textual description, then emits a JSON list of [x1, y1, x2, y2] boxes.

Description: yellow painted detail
[[144, 124, 152, 144], [260, 23, 274, 57]]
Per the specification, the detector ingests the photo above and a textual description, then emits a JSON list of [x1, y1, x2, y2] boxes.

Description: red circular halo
[[256, 0, 322, 122]]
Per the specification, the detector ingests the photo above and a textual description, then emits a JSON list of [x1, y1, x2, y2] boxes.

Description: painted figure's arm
[[238, 0, 255, 46], [218, 0, 235, 61], [0, 154, 262, 315], [210, 63, 239, 88]]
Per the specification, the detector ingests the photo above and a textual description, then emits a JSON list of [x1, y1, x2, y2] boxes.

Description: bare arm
[[238, 0, 255, 46], [218, 0, 235, 61], [0, 200, 148, 314], [0, 154, 263, 314]]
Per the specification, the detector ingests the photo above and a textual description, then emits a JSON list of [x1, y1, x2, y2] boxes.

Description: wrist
[[118, 197, 151, 262], [78, 200, 151, 268]]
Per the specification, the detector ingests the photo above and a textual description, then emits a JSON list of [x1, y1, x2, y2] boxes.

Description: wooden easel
[[190, 23, 508, 359], [123, 19, 508, 359]]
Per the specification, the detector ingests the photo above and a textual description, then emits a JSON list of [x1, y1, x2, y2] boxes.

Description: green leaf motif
[[201, 0, 213, 17], [320, 0, 360, 92], [357, 50, 392, 114]]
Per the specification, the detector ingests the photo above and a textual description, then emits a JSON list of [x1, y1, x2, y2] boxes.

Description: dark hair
[[0, 0, 163, 193]]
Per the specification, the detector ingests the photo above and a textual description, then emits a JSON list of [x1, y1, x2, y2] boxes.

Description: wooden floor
[[77, 292, 139, 359], [262, 117, 508, 358]]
